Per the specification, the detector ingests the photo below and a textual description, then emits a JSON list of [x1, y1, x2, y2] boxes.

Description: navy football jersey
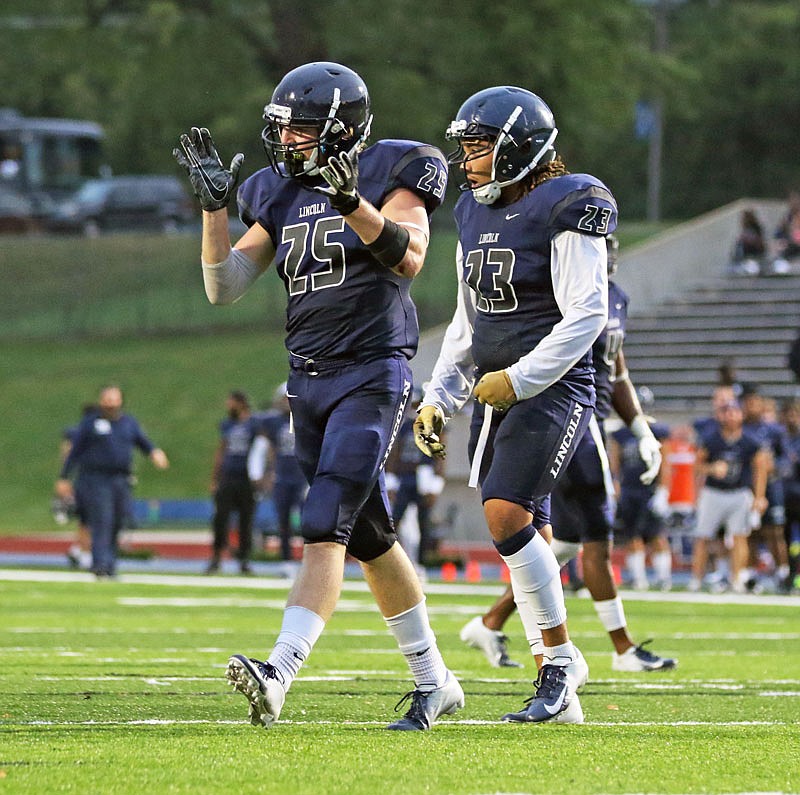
[[219, 416, 261, 479], [237, 140, 448, 360], [698, 427, 763, 491], [612, 421, 671, 494], [593, 281, 629, 421], [744, 418, 789, 481], [454, 172, 617, 397]]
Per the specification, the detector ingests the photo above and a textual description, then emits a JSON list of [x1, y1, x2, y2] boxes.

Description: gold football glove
[[413, 405, 446, 459], [474, 370, 517, 413]]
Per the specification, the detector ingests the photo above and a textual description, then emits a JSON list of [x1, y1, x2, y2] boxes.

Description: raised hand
[[173, 127, 244, 212]]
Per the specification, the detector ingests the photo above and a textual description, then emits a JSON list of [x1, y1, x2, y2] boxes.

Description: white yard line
[[7, 718, 792, 728], [2, 567, 799, 607]]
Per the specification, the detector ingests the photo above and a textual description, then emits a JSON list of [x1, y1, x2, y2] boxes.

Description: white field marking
[[115, 596, 379, 612], [538, 629, 799, 640], [759, 691, 800, 697], [7, 627, 194, 634], [36, 675, 220, 682], [8, 719, 791, 728], [4, 568, 798, 607]]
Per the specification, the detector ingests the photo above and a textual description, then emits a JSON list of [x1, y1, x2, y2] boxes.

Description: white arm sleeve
[[202, 248, 264, 305], [506, 230, 608, 401], [420, 243, 478, 421], [247, 435, 269, 481]]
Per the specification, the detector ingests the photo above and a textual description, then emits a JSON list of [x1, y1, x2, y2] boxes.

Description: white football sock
[[268, 605, 325, 690], [653, 550, 672, 582], [626, 550, 647, 587], [543, 640, 577, 667], [385, 599, 448, 689]]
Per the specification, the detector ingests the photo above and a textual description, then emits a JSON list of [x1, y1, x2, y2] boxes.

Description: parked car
[[46, 175, 195, 235], [0, 185, 39, 233]]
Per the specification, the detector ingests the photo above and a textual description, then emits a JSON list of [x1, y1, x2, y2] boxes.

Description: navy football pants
[[287, 354, 412, 561]]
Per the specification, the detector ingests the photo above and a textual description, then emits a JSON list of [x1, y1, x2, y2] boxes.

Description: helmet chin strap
[[473, 182, 502, 205]]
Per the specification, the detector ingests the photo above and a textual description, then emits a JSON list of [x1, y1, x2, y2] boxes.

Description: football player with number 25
[[415, 86, 617, 724], [174, 62, 463, 732]]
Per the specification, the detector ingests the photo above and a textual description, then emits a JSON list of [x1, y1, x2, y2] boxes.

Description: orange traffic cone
[[465, 559, 482, 583], [441, 561, 458, 581]]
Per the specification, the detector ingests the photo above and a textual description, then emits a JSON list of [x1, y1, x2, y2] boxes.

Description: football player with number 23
[[416, 85, 617, 723]]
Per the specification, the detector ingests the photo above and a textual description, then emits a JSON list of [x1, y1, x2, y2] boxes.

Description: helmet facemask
[[262, 87, 373, 179]]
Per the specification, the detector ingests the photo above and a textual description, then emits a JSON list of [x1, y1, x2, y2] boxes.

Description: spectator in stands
[[770, 190, 800, 275], [207, 390, 262, 575], [689, 393, 769, 593], [55, 385, 169, 578], [729, 208, 766, 276], [780, 398, 800, 592], [788, 328, 800, 386]]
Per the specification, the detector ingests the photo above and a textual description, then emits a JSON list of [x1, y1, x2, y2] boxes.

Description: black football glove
[[318, 151, 360, 215], [173, 127, 244, 212]]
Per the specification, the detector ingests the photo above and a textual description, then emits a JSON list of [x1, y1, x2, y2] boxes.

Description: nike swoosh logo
[[505, 213, 520, 220], [543, 688, 567, 715], [286, 393, 299, 399], [198, 166, 229, 201]]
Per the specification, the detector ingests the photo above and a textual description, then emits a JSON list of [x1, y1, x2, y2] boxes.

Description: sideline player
[[55, 385, 169, 577], [690, 394, 769, 592], [175, 62, 462, 731], [415, 85, 609, 723], [461, 237, 676, 674], [206, 390, 261, 575], [610, 403, 674, 593]]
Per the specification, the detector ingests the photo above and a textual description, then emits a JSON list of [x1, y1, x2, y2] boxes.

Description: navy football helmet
[[446, 86, 558, 204], [262, 62, 373, 178], [607, 233, 620, 276]]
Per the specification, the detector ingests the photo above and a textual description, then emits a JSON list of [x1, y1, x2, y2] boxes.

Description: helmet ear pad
[[495, 132, 555, 183]]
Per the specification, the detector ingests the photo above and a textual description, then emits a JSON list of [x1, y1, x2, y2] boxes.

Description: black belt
[[288, 352, 373, 375]]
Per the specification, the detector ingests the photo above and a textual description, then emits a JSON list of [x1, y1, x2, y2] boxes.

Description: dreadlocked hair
[[531, 155, 569, 188]]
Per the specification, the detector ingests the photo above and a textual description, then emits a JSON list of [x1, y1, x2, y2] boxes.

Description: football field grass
[[1, 570, 798, 795]]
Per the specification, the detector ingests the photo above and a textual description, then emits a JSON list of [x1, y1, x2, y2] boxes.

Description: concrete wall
[[614, 198, 785, 312]]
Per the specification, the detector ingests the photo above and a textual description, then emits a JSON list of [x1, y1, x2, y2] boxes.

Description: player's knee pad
[[551, 538, 582, 567], [300, 478, 348, 544]]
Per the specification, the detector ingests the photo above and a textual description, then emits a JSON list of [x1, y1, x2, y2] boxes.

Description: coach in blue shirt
[[56, 385, 169, 577]]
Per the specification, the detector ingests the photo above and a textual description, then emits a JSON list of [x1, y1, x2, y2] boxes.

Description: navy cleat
[[612, 640, 677, 672], [226, 654, 286, 729], [502, 664, 581, 723], [386, 672, 464, 730]]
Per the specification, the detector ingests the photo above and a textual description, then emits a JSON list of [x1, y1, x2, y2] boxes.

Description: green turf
[[1, 575, 798, 794]]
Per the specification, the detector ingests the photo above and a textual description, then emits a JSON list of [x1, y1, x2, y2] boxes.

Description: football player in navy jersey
[[459, 236, 676, 677], [689, 395, 770, 592], [251, 383, 308, 564], [174, 62, 462, 731], [740, 383, 791, 591], [206, 391, 262, 575], [416, 86, 615, 723]]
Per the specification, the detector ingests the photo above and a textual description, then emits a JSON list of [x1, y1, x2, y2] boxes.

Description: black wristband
[[366, 218, 410, 268]]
